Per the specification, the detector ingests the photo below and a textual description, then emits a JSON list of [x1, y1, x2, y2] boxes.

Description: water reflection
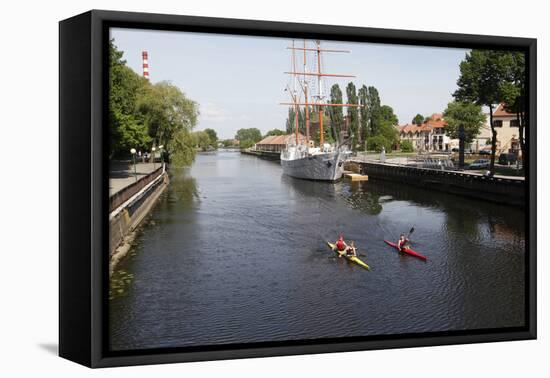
[[109, 151, 526, 351]]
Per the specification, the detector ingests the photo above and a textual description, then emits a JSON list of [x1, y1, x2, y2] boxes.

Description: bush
[[239, 139, 255, 150], [400, 140, 414, 152], [366, 135, 392, 153]]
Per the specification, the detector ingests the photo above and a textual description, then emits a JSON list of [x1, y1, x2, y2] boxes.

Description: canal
[[109, 150, 526, 351]]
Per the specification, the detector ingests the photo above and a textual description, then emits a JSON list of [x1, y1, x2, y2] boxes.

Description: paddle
[[407, 226, 415, 239], [398, 226, 415, 250]]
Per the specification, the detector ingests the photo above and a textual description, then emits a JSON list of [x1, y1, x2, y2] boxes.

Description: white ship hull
[[280, 150, 349, 181]]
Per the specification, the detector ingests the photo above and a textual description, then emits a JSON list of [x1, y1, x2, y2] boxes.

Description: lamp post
[[130, 148, 137, 182], [158, 145, 164, 165], [152, 146, 156, 170]]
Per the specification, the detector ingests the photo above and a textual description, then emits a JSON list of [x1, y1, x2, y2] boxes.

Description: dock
[[240, 149, 280, 161], [344, 172, 369, 181]]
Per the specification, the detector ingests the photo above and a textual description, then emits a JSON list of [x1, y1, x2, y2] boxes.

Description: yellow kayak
[[327, 242, 370, 270]]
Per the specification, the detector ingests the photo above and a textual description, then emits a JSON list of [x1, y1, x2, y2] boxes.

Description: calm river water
[[109, 150, 526, 351]]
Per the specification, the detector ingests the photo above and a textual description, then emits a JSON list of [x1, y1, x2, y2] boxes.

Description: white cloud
[[199, 102, 229, 122]]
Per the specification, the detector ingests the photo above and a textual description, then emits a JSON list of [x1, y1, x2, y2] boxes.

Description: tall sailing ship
[[280, 40, 359, 181]]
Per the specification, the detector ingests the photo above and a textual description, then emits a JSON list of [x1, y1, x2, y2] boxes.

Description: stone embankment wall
[[345, 160, 525, 206], [109, 168, 169, 274]]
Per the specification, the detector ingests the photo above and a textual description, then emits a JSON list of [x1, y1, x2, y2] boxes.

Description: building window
[[510, 119, 520, 127], [493, 120, 503, 127]]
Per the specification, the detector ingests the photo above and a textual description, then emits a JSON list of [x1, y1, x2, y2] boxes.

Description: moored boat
[[280, 40, 358, 181], [281, 145, 350, 181]]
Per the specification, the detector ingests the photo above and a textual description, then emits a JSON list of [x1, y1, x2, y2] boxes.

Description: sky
[[111, 28, 470, 140]]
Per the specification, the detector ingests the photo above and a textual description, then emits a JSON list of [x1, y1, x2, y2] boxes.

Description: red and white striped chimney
[[142, 51, 149, 80]]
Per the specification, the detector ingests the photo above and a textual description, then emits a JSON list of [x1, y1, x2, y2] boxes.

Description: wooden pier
[[344, 172, 369, 181]]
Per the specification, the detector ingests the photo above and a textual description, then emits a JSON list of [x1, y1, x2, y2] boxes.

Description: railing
[[354, 151, 454, 169], [109, 165, 165, 213], [350, 152, 524, 179]]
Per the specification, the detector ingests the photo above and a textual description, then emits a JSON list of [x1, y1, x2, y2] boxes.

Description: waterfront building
[[473, 103, 524, 155], [398, 113, 451, 152], [254, 133, 306, 153]]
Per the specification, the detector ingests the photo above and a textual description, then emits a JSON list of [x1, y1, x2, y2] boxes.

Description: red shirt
[[336, 240, 346, 251]]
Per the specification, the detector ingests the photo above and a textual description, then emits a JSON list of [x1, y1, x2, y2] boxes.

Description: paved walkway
[[109, 162, 159, 196]]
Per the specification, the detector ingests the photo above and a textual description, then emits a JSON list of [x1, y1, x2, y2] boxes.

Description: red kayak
[[384, 240, 427, 261]]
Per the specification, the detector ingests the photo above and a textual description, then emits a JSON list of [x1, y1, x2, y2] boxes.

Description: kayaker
[[397, 234, 410, 251], [335, 235, 348, 257], [346, 241, 357, 257]]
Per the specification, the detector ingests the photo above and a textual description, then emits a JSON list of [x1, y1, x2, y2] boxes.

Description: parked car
[[498, 153, 517, 165], [451, 147, 473, 154], [469, 159, 490, 170], [478, 149, 491, 155]]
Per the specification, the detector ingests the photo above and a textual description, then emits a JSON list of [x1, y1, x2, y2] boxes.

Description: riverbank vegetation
[[109, 40, 200, 167], [191, 128, 219, 151], [235, 128, 262, 149], [265, 129, 286, 136]]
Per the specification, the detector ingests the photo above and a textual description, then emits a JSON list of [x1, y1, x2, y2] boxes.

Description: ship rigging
[[280, 39, 361, 181]]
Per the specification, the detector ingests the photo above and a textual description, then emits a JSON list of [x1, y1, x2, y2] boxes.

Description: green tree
[[137, 81, 198, 150], [412, 114, 424, 126], [109, 40, 199, 167], [170, 129, 197, 167], [239, 140, 256, 149], [379, 105, 398, 125], [285, 107, 297, 134], [366, 135, 392, 153], [400, 140, 414, 152], [443, 101, 486, 144], [235, 128, 262, 143], [454, 50, 514, 175], [109, 40, 151, 157], [346, 82, 359, 149], [192, 130, 212, 151], [328, 84, 344, 142], [203, 128, 218, 147], [378, 105, 399, 149], [265, 129, 286, 136], [358, 85, 369, 142], [499, 52, 526, 160], [366, 86, 381, 136], [221, 139, 234, 148]]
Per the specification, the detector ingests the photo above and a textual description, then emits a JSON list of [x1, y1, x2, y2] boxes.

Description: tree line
[[452, 50, 526, 175], [109, 40, 203, 167], [233, 128, 288, 149], [284, 82, 400, 152]]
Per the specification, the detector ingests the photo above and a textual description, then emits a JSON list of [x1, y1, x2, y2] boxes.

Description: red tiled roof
[[426, 119, 446, 128], [399, 124, 419, 133], [399, 114, 447, 134], [256, 133, 306, 145], [493, 103, 517, 117]]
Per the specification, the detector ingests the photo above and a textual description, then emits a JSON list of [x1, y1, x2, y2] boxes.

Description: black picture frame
[[59, 9, 537, 368]]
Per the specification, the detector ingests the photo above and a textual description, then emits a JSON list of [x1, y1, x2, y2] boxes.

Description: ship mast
[[316, 41, 325, 149], [292, 40, 299, 145], [283, 40, 361, 151], [303, 40, 310, 149]]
